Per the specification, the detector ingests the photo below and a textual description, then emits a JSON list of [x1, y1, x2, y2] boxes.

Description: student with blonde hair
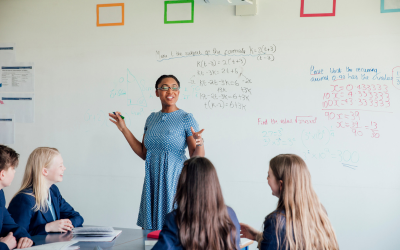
[[8, 147, 83, 236], [240, 154, 339, 250]]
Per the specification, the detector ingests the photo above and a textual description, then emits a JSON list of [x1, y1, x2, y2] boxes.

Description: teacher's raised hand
[[109, 111, 127, 132], [109, 111, 146, 160], [191, 127, 205, 146]]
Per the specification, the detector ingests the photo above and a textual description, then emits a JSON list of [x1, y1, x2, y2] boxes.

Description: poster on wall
[[0, 43, 16, 62], [0, 62, 34, 92], [0, 115, 15, 144], [0, 93, 34, 123]]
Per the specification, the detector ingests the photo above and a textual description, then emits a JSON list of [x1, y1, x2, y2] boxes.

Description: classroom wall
[[1, 1, 400, 249]]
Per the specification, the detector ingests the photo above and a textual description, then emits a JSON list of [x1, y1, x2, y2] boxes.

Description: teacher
[[109, 75, 205, 230]]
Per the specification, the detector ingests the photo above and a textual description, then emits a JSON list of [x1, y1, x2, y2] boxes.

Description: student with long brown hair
[[153, 157, 240, 250], [240, 154, 339, 250]]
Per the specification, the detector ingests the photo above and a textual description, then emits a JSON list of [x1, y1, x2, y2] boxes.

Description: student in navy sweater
[[0, 145, 33, 250], [240, 154, 339, 250], [8, 147, 83, 236], [153, 157, 240, 250]]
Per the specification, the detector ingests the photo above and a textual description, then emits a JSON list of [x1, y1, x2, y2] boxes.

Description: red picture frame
[[300, 0, 336, 17]]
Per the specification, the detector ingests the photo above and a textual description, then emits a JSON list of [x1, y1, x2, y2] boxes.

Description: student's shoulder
[[266, 209, 285, 219], [50, 184, 61, 194], [264, 209, 286, 230], [226, 206, 240, 224], [163, 210, 179, 229], [49, 185, 63, 199], [10, 188, 35, 205], [226, 206, 237, 217], [164, 210, 177, 222], [0, 189, 5, 206]]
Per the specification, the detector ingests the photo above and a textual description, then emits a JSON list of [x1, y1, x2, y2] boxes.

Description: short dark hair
[[0, 145, 19, 171], [155, 75, 180, 89]]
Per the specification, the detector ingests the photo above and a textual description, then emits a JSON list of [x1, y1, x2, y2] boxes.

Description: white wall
[[1, 1, 400, 249]]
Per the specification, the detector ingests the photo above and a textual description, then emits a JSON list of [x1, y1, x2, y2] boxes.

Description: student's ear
[[155, 89, 160, 97], [42, 168, 48, 176], [279, 180, 283, 192], [0, 170, 5, 180]]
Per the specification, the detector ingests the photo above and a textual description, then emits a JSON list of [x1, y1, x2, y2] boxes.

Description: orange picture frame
[[96, 3, 124, 27]]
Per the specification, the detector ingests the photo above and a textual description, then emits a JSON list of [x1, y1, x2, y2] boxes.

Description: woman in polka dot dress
[[109, 75, 205, 230]]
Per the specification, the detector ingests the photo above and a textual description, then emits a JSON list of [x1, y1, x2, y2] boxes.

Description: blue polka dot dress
[[137, 109, 199, 230]]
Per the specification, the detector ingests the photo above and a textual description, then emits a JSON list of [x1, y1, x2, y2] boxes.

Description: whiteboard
[[1, 1, 399, 249]]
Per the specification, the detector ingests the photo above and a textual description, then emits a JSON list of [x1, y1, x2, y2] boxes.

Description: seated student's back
[[0, 145, 33, 249], [8, 147, 83, 236], [240, 154, 339, 250], [153, 157, 240, 250]]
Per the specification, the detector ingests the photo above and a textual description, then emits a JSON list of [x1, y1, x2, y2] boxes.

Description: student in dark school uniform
[[240, 154, 339, 250], [8, 147, 83, 236], [153, 157, 240, 250], [0, 145, 33, 250]]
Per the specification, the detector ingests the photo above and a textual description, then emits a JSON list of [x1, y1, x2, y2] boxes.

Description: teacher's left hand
[[191, 127, 204, 146]]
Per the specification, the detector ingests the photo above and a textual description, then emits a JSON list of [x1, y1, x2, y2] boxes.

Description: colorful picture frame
[[300, 0, 336, 17], [164, 0, 194, 24], [381, 0, 400, 13], [97, 3, 125, 27]]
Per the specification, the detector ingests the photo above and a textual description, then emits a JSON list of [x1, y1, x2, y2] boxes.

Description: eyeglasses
[[156, 86, 180, 91]]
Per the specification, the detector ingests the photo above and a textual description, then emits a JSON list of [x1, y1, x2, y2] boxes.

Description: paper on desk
[[25, 241, 78, 250], [145, 239, 158, 246], [0, 43, 16, 62], [73, 227, 114, 233], [0, 115, 14, 144], [73, 230, 122, 242], [71, 232, 114, 235], [0, 62, 34, 92], [0, 93, 34, 123]]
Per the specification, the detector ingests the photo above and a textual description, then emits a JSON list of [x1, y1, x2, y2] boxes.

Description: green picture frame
[[164, 0, 194, 24]]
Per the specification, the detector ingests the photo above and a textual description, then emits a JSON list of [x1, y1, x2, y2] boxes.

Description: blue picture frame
[[381, 0, 400, 13]]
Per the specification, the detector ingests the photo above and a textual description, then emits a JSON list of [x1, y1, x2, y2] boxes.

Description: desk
[[31, 228, 253, 250]]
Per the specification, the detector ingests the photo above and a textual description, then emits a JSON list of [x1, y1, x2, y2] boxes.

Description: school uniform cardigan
[[0, 190, 31, 250], [257, 210, 287, 250], [7, 185, 84, 236], [153, 206, 241, 250]]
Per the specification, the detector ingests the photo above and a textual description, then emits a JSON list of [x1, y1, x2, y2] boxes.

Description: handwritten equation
[[303, 148, 360, 170], [156, 45, 276, 62], [159, 44, 278, 111], [310, 66, 393, 82], [309, 65, 396, 139], [324, 111, 380, 138], [257, 118, 360, 169], [258, 116, 318, 125], [261, 128, 296, 147], [322, 83, 391, 109]]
